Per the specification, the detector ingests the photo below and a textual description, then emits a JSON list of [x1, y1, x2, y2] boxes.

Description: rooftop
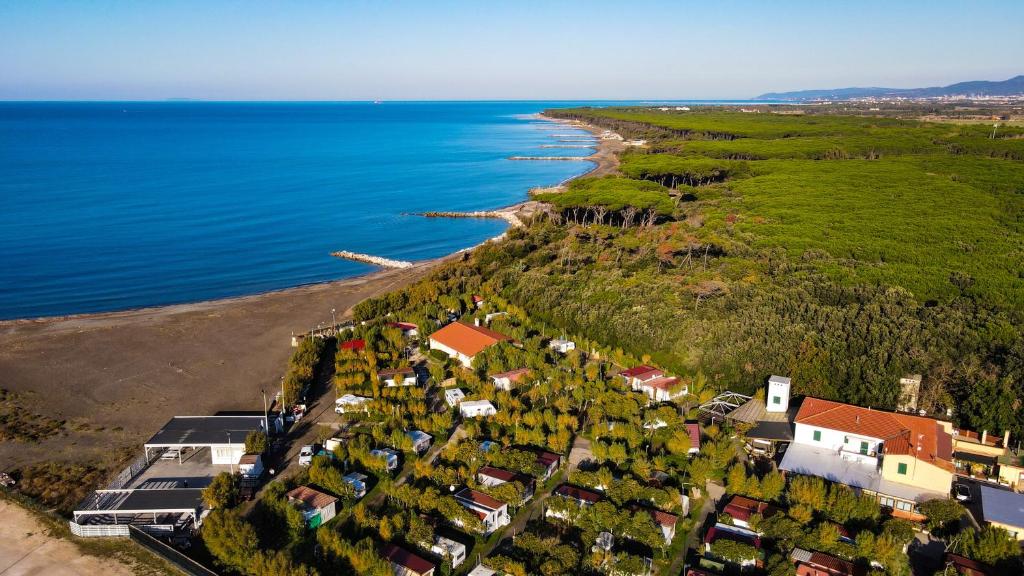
[[382, 543, 436, 575], [339, 338, 365, 351], [619, 365, 664, 380], [491, 367, 531, 382], [979, 484, 1024, 528], [455, 488, 506, 511], [287, 485, 338, 510], [145, 416, 266, 447], [640, 376, 680, 391], [723, 495, 780, 522], [686, 422, 701, 450], [429, 321, 510, 357], [554, 484, 602, 503]]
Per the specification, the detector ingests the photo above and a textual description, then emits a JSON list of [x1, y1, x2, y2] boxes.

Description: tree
[[959, 525, 1021, 568], [919, 498, 963, 534], [788, 475, 826, 511], [760, 469, 785, 502], [726, 463, 748, 495], [201, 509, 259, 573], [245, 430, 268, 454], [202, 472, 239, 509]]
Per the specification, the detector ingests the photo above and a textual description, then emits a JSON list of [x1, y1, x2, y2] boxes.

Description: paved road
[[669, 481, 725, 576]]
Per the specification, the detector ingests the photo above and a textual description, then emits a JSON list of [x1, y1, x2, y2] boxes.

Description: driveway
[[567, 436, 593, 473]]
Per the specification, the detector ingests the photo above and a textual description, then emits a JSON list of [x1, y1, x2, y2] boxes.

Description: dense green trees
[[202, 472, 239, 509]]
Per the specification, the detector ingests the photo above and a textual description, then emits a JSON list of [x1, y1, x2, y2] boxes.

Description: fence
[[107, 450, 159, 490], [128, 526, 219, 576], [68, 521, 129, 538]]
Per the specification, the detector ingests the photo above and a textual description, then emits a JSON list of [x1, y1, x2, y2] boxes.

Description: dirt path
[[0, 501, 138, 576]]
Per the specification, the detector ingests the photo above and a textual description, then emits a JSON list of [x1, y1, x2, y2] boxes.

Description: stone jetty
[[330, 251, 414, 269]]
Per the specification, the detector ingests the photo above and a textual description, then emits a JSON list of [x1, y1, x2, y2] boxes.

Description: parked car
[[954, 483, 972, 502], [161, 448, 181, 460], [298, 445, 314, 467]]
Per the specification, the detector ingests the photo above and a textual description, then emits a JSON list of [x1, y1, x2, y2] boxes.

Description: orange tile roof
[[491, 367, 531, 382], [642, 376, 680, 391], [287, 485, 338, 510], [429, 322, 510, 358], [796, 397, 954, 469]]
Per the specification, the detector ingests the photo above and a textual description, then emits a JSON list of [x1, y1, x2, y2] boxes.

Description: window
[[897, 462, 908, 475], [879, 496, 895, 508], [772, 396, 781, 405], [895, 500, 913, 512], [860, 441, 869, 455], [813, 430, 822, 442]]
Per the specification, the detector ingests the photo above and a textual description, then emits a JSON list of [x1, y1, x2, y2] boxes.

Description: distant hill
[[756, 75, 1024, 101]]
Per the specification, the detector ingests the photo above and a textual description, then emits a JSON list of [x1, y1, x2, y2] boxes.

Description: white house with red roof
[[534, 449, 561, 480], [429, 321, 511, 368], [490, 368, 531, 391], [722, 495, 781, 530], [631, 504, 679, 543], [781, 396, 956, 520], [620, 365, 687, 403], [477, 466, 536, 502], [547, 484, 603, 520], [382, 543, 436, 576], [453, 488, 510, 534], [379, 366, 416, 387], [387, 321, 419, 337]]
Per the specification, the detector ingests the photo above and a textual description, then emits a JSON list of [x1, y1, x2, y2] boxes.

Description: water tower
[[766, 375, 791, 413]]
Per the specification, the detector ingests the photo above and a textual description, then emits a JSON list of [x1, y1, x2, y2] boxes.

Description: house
[[379, 366, 416, 387], [339, 338, 366, 352], [406, 430, 432, 454], [143, 415, 267, 466], [453, 488, 510, 534], [371, 448, 401, 471], [286, 486, 338, 528], [998, 447, 1024, 490], [685, 422, 701, 455], [535, 450, 561, 480], [727, 376, 796, 456], [490, 368, 531, 391], [238, 454, 264, 479], [382, 543, 436, 576], [430, 535, 467, 569], [548, 484, 602, 519], [790, 547, 864, 576], [467, 565, 500, 576], [471, 295, 485, 308], [620, 366, 686, 402], [387, 321, 419, 337], [631, 504, 678, 544], [342, 472, 368, 498], [548, 339, 575, 354], [779, 397, 956, 521], [477, 466, 536, 502], [704, 524, 762, 567], [942, 553, 993, 576], [444, 388, 466, 408], [722, 495, 780, 530], [979, 484, 1024, 539], [952, 428, 1010, 480], [335, 394, 372, 414], [429, 321, 511, 367], [460, 400, 497, 419]]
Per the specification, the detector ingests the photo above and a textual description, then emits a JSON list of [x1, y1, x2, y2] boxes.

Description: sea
[[0, 100, 745, 320]]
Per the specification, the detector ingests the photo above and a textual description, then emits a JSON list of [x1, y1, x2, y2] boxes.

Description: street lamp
[[261, 389, 269, 434], [227, 431, 235, 474], [332, 308, 337, 332]]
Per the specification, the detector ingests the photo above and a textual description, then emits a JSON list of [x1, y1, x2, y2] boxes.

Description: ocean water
[[0, 101, 608, 319]]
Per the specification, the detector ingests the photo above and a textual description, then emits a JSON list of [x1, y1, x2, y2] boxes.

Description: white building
[[335, 394, 372, 414], [490, 368, 531, 391], [444, 388, 466, 408], [144, 415, 267, 466], [430, 535, 467, 569], [405, 430, 432, 454], [379, 366, 416, 387], [548, 339, 576, 354], [453, 489, 510, 534], [286, 485, 338, 528], [766, 375, 791, 413], [460, 400, 497, 419], [342, 472, 368, 498], [370, 448, 401, 471]]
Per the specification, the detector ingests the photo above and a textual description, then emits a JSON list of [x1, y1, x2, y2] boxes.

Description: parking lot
[[128, 447, 234, 489]]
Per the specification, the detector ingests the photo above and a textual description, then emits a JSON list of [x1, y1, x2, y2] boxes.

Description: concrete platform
[[128, 447, 234, 489]]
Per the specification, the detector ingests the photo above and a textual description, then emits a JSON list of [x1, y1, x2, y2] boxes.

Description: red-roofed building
[[382, 543, 436, 576], [619, 365, 664, 385], [686, 422, 701, 455], [490, 368, 531, 391], [286, 486, 338, 528], [339, 338, 366, 352], [477, 466, 535, 502], [534, 449, 561, 480], [453, 488, 510, 534], [942, 553, 993, 576], [722, 495, 780, 530], [429, 322, 510, 368], [387, 321, 419, 337], [548, 484, 602, 521], [781, 397, 956, 521], [630, 504, 679, 543], [791, 547, 864, 576], [620, 366, 686, 402]]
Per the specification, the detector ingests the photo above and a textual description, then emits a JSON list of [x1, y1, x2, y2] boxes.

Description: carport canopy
[[143, 415, 267, 459]]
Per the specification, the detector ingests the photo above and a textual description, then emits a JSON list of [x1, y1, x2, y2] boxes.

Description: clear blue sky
[[2, 0, 1021, 100]]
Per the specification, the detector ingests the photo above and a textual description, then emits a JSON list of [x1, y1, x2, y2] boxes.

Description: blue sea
[[0, 100, 741, 319]]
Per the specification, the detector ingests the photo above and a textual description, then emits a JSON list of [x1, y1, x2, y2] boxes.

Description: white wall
[[793, 423, 883, 457], [211, 444, 245, 465], [429, 339, 473, 368]]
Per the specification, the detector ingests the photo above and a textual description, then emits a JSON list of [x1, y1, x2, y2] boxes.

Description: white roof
[[467, 566, 498, 576], [460, 400, 495, 409], [768, 375, 791, 385], [336, 394, 371, 404], [406, 430, 432, 442], [445, 388, 466, 400]]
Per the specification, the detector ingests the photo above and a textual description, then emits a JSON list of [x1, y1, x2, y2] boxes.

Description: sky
[[1, 0, 1022, 101]]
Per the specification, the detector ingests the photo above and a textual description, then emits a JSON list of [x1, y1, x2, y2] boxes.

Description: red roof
[[286, 485, 338, 510], [632, 504, 678, 527], [554, 484, 602, 504], [640, 376, 680, 391], [796, 397, 954, 470], [455, 488, 506, 511], [943, 553, 992, 576], [535, 450, 560, 468], [686, 423, 701, 450], [429, 321, 510, 358], [478, 466, 530, 484], [382, 543, 435, 575], [723, 495, 779, 522], [798, 551, 863, 576], [619, 365, 664, 380], [339, 338, 365, 351], [387, 321, 418, 331], [491, 368, 531, 382]]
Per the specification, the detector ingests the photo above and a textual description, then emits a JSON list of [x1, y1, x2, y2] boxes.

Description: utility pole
[[332, 308, 337, 333], [262, 389, 269, 435]]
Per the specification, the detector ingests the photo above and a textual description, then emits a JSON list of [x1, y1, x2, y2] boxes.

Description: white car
[[161, 449, 181, 460], [298, 445, 314, 467]]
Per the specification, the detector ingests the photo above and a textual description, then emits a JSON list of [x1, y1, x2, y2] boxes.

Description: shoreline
[[1, 113, 619, 327]]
